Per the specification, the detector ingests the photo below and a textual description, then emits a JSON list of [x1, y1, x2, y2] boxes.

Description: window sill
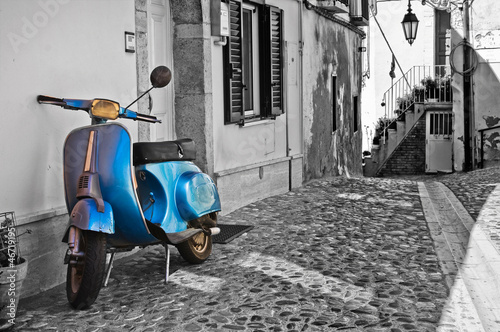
[[241, 118, 275, 128]]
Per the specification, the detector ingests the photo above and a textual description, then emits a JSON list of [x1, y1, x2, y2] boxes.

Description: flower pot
[[0, 258, 28, 330]]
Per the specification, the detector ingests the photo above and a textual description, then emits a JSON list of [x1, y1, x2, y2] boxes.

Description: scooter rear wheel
[[66, 230, 107, 309], [176, 213, 215, 264], [176, 231, 212, 264]]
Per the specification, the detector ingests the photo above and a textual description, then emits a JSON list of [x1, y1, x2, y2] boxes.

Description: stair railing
[[378, 65, 452, 143]]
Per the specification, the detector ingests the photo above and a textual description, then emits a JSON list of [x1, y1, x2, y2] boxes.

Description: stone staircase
[[364, 103, 426, 177], [364, 65, 453, 177]]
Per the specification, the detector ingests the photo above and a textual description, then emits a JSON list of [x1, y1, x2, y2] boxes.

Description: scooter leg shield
[[175, 172, 221, 222], [62, 198, 115, 242]]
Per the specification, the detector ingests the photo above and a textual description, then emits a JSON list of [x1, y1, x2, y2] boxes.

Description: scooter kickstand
[[104, 251, 116, 287], [164, 244, 170, 284]]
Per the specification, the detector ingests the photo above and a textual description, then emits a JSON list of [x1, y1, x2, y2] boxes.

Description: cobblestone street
[[12, 168, 500, 331]]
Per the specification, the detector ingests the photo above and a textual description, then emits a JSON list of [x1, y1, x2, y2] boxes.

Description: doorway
[[426, 110, 453, 173], [148, 0, 175, 141]]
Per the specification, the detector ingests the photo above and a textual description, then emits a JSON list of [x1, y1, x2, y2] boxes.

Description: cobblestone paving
[[382, 167, 500, 253], [437, 167, 500, 221], [15, 176, 453, 331]]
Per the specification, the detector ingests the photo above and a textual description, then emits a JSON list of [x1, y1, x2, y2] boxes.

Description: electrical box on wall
[[211, 1, 230, 37], [125, 31, 135, 53], [220, 3, 229, 37]]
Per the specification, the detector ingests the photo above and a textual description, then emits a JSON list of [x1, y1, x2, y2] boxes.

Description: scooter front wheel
[[66, 230, 107, 309]]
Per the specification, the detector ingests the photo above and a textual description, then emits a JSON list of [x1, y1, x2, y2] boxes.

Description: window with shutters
[[223, 0, 284, 125]]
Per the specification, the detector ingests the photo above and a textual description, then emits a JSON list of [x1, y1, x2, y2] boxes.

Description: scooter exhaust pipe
[[209, 227, 220, 236]]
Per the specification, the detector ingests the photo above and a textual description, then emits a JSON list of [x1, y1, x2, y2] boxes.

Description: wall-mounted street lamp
[[401, 0, 419, 45]]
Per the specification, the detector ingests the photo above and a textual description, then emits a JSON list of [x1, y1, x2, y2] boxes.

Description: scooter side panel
[[64, 124, 158, 247], [176, 172, 221, 221], [135, 162, 190, 233], [135, 161, 220, 233]]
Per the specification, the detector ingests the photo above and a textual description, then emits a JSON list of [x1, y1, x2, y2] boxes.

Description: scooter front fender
[[63, 198, 115, 241], [175, 171, 221, 221]]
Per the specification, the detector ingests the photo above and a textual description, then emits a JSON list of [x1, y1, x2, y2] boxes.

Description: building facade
[[0, 0, 365, 297], [363, 0, 500, 174]]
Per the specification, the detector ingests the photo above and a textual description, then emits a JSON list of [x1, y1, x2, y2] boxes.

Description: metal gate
[[426, 110, 453, 173]]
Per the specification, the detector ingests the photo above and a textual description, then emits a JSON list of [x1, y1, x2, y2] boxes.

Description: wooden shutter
[[261, 5, 284, 116], [223, 0, 244, 124]]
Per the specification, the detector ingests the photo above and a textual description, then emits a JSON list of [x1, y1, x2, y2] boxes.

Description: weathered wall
[[302, 9, 363, 180]]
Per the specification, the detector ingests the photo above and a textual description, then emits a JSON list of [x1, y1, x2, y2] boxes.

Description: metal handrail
[[478, 124, 500, 168], [378, 65, 452, 142]]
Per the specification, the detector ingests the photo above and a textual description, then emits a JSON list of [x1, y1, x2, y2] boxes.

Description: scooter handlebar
[[37, 95, 66, 107], [136, 112, 162, 123], [119, 108, 161, 123], [37, 95, 93, 111], [38, 95, 160, 123]]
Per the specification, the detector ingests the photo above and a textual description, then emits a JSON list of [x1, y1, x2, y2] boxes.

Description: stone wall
[[377, 117, 426, 176], [171, 0, 214, 176]]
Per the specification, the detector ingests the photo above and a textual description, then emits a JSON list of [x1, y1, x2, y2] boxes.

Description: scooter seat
[[133, 138, 196, 165]]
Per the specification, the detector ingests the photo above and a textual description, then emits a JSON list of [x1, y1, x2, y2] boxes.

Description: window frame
[[241, 3, 261, 119], [222, 0, 284, 126]]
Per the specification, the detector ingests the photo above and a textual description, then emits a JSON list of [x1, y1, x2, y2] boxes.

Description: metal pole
[[462, 0, 472, 171], [104, 252, 116, 287], [164, 243, 170, 283]]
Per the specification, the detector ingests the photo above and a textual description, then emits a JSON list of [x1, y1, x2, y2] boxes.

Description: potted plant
[[396, 92, 414, 113], [438, 75, 452, 102], [422, 76, 438, 100], [0, 212, 29, 330], [413, 85, 426, 103]]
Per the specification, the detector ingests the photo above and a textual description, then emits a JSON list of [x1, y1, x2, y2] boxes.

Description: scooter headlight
[[91, 99, 120, 120]]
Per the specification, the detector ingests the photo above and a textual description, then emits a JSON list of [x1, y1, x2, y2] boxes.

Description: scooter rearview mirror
[[150, 66, 172, 88], [123, 66, 172, 112]]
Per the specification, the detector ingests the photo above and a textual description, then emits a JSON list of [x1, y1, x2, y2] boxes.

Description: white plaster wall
[[0, 0, 138, 217], [449, 0, 500, 170], [211, 0, 301, 173], [470, 1, 500, 167], [362, 1, 434, 151]]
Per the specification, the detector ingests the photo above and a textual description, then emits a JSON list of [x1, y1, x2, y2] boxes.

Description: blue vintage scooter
[[37, 66, 221, 309]]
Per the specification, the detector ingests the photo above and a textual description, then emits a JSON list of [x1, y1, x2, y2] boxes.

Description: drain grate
[[212, 224, 254, 244]]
